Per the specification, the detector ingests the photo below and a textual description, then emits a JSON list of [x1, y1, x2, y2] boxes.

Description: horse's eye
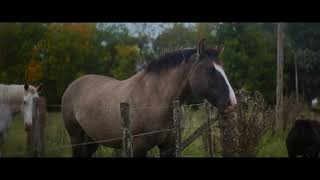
[[23, 101, 27, 105], [206, 68, 215, 74]]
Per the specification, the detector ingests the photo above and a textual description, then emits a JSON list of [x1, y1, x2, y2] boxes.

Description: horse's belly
[[73, 94, 121, 143], [70, 79, 171, 151], [77, 108, 122, 142], [76, 104, 170, 151]]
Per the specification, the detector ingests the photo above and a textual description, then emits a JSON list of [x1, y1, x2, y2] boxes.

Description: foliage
[[0, 22, 319, 105], [217, 23, 277, 103], [219, 89, 274, 157], [285, 23, 320, 101]]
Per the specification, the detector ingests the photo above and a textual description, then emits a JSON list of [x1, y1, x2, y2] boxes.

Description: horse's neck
[[0, 85, 24, 114], [133, 64, 192, 105]]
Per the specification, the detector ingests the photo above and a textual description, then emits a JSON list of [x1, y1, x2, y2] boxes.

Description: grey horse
[[62, 40, 237, 157]]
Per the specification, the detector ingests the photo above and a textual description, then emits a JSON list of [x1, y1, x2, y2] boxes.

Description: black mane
[[145, 48, 220, 73]]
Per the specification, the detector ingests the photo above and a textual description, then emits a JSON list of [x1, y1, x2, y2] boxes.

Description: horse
[[0, 83, 42, 156], [286, 119, 320, 157], [61, 39, 237, 157], [0, 103, 12, 156]]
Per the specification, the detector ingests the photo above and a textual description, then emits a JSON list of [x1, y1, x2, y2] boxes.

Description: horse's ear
[[197, 38, 207, 56], [36, 83, 43, 93], [215, 44, 224, 56], [217, 45, 225, 56], [24, 83, 29, 91]]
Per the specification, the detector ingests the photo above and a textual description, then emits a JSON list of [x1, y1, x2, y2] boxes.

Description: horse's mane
[[0, 84, 24, 105], [144, 48, 220, 73]]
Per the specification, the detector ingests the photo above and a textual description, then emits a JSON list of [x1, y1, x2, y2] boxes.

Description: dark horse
[[61, 39, 237, 157], [286, 119, 320, 157]]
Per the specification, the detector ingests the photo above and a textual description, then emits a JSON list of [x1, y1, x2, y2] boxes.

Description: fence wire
[[30, 101, 220, 157], [45, 123, 219, 154], [46, 102, 206, 109], [47, 128, 176, 152]]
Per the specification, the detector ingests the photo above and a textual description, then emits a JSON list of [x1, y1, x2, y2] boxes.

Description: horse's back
[[61, 74, 119, 124], [62, 74, 118, 101]]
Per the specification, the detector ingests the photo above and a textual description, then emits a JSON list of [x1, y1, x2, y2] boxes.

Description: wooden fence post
[[120, 102, 133, 157], [38, 97, 46, 156], [204, 101, 214, 157], [26, 131, 32, 155], [31, 97, 42, 157], [173, 100, 182, 157]]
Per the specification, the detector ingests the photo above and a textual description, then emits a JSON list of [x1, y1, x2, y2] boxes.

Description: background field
[[1, 108, 290, 157]]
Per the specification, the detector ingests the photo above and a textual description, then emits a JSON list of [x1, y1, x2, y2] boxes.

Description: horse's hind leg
[[72, 131, 99, 158], [64, 117, 99, 157]]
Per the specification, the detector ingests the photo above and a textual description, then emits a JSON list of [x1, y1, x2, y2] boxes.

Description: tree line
[[0, 23, 319, 105]]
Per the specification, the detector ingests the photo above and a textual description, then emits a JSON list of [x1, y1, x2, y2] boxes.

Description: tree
[[111, 44, 139, 80], [286, 23, 320, 102], [2, 22, 319, 107], [217, 23, 277, 103], [30, 23, 98, 104], [153, 23, 198, 53], [0, 23, 47, 84]]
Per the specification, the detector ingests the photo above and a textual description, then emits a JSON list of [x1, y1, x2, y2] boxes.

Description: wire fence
[[37, 101, 219, 157], [45, 102, 206, 109], [45, 124, 220, 154], [0, 89, 278, 157]]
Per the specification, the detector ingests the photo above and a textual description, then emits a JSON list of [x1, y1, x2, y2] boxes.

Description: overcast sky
[[99, 23, 196, 38]]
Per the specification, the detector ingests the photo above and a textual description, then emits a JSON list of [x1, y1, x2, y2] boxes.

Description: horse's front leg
[[131, 140, 148, 157], [158, 132, 176, 157], [133, 150, 148, 157]]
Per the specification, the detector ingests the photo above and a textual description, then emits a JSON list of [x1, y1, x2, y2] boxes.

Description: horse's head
[[22, 83, 43, 131], [188, 39, 237, 113]]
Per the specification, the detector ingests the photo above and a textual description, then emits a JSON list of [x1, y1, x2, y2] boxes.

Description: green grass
[[1, 114, 29, 157], [1, 112, 71, 157], [2, 112, 119, 157], [1, 110, 290, 157], [181, 107, 214, 157], [44, 112, 71, 157], [255, 108, 315, 158], [256, 130, 288, 157], [1, 110, 214, 157]]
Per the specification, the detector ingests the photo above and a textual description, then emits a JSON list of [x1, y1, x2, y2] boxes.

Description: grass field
[[256, 130, 288, 157], [1, 109, 289, 157]]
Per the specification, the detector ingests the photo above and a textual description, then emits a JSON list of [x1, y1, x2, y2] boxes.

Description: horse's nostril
[[24, 123, 32, 131], [225, 105, 236, 113]]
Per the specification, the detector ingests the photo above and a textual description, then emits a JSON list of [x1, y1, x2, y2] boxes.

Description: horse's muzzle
[[24, 123, 32, 132], [224, 104, 236, 113]]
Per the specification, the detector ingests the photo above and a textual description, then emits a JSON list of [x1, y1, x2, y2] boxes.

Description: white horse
[[0, 83, 42, 156], [0, 103, 12, 146]]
